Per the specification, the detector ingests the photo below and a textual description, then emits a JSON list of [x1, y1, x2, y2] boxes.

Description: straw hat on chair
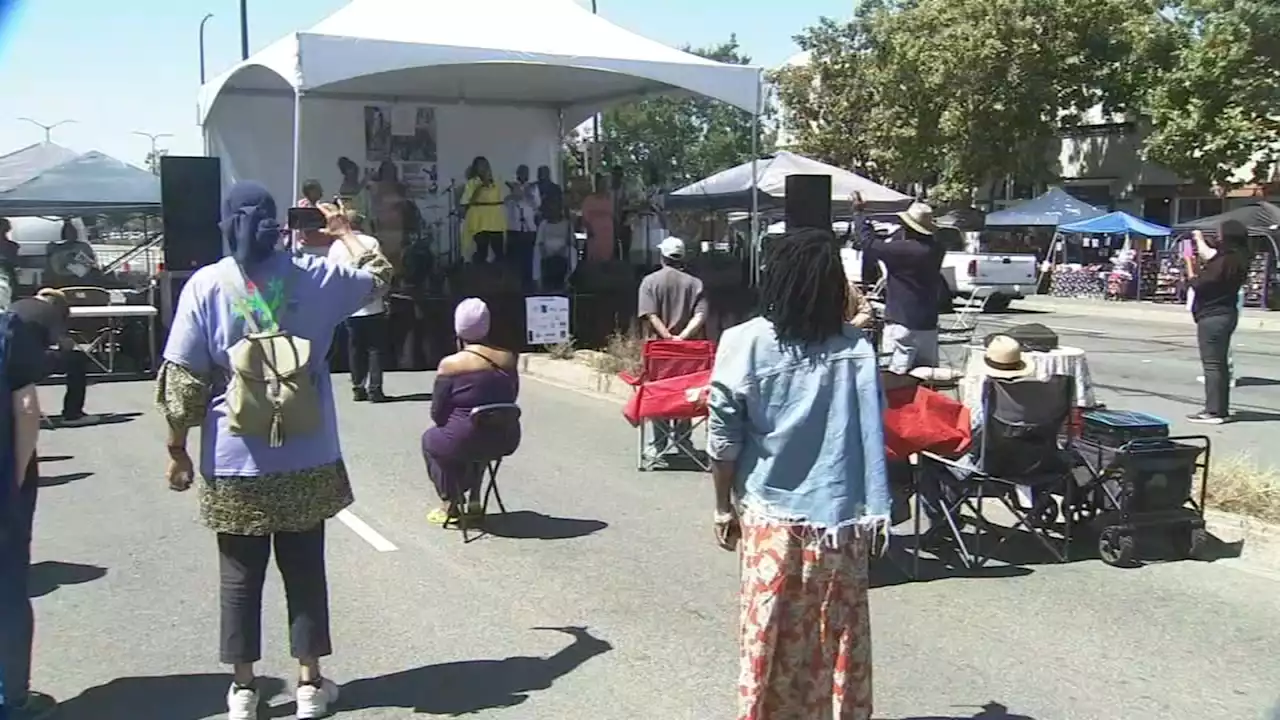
[[981, 335, 1036, 379]]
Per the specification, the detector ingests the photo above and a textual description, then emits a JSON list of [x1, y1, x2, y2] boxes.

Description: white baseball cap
[[659, 236, 686, 258]]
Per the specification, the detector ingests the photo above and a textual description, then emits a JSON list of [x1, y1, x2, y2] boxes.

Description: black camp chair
[[444, 403, 521, 543], [915, 375, 1078, 567]]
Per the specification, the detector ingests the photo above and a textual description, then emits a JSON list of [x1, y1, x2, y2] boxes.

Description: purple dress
[[421, 361, 520, 500]]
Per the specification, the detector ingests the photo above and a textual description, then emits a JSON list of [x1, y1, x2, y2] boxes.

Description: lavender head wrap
[[454, 297, 491, 342], [221, 181, 281, 266]]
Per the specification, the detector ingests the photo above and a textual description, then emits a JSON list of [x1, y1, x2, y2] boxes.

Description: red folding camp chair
[[619, 339, 716, 471]]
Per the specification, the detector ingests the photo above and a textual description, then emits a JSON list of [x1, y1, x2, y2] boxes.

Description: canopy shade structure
[[1175, 201, 1280, 239], [984, 187, 1105, 227], [0, 142, 80, 194], [0, 151, 161, 215], [197, 0, 763, 128], [1059, 211, 1172, 237], [667, 151, 912, 213]]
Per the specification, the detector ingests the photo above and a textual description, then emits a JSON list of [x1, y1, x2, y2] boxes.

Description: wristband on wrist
[[713, 510, 735, 524]]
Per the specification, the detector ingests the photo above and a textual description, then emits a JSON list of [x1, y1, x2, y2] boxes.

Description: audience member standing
[[1185, 222, 1249, 424], [635, 237, 706, 468], [707, 227, 888, 720], [156, 182, 392, 720], [327, 206, 390, 403], [849, 194, 945, 373], [532, 198, 577, 291], [8, 289, 94, 426], [0, 310, 58, 719]]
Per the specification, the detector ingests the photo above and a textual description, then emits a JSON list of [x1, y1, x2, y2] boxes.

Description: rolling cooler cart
[[1068, 410, 1211, 567]]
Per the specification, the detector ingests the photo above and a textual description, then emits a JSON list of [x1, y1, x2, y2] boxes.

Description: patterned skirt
[[737, 515, 874, 720]]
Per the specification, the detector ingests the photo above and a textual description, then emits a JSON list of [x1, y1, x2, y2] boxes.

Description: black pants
[[541, 255, 570, 291], [0, 462, 39, 704], [472, 231, 505, 264], [345, 313, 388, 392], [47, 348, 87, 419], [217, 526, 332, 665], [507, 231, 536, 288], [1196, 311, 1238, 417]]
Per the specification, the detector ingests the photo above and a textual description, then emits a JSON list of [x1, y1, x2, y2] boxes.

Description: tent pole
[[749, 74, 762, 287], [291, 89, 302, 209]]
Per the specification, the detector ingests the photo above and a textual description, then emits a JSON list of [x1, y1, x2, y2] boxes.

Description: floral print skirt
[[737, 516, 874, 720]]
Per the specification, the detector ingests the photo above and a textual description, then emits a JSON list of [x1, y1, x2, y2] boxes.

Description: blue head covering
[[220, 181, 281, 266]]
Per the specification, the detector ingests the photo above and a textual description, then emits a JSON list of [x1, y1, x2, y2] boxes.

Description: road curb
[[521, 353, 1280, 572], [1015, 297, 1280, 332]]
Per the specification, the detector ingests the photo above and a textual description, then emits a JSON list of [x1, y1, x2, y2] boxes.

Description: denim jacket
[[707, 317, 890, 532]]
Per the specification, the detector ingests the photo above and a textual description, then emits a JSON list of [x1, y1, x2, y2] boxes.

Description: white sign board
[[525, 295, 571, 345]]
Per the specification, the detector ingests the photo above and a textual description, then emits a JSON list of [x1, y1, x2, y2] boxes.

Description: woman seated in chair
[[422, 298, 520, 525]]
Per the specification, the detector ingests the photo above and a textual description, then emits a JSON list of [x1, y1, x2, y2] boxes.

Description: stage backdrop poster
[[364, 104, 438, 164], [525, 296, 571, 344]]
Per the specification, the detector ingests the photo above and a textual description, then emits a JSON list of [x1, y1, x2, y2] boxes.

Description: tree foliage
[[599, 36, 774, 188], [773, 0, 1264, 200], [1141, 0, 1280, 186], [144, 149, 168, 176]]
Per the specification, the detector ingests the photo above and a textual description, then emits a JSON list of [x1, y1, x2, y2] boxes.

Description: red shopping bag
[[883, 384, 973, 461], [622, 369, 713, 427]]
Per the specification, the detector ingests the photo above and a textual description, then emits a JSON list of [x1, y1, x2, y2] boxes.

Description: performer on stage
[[505, 165, 540, 287], [532, 197, 577, 291], [336, 157, 371, 218], [581, 173, 615, 265], [370, 160, 412, 274], [461, 156, 507, 264], [535, 165, 563, 226], [292, 179, 330, 257]]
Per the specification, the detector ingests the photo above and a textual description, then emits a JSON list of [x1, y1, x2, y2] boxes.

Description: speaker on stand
[[783, 174, 833, 231], [158, 156, 222, 330]]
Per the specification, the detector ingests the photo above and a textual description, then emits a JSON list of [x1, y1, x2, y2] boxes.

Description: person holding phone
[[1184, 222, 1249, 424], [707, 226, 888, 720]]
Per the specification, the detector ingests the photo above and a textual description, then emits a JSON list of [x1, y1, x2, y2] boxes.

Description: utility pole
[[200, 13, 215, 84], [18, 117, 75, 143], [240, 0, 249, 60], [133, 131, 173, 173], [590, 0, 601, 178]]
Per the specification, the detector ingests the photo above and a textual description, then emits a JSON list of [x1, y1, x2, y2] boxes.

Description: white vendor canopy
[[198, 0, 765, 225]]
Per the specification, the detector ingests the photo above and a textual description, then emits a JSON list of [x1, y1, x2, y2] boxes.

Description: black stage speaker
[[784, 174, 833, 231], [161, 156, 223, 271]]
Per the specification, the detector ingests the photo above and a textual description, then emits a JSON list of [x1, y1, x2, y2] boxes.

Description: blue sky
[[0, 0, 849, 167]]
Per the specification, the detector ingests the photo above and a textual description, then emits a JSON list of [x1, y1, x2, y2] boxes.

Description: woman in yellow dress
[[460, 156, 507, 263]]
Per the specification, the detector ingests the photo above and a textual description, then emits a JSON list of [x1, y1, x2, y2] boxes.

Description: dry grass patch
[[586, 330, 644, 376], [544, 337, 577, 360], [1201, 453, 1280, 524]]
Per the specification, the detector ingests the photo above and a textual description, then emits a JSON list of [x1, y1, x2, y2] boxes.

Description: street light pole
[[17, 117, 75, 143], [240, 0, 249, 60], [133, 131, 173, 172], [591, 0, 601, 176], [199, 13, 215, 84]]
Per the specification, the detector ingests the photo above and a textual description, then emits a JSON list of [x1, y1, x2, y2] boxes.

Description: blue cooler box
[[1081, 410, 1169, 447]]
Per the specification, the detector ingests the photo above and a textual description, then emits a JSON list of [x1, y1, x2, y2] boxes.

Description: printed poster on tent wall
[[363, 104, 437, 164]]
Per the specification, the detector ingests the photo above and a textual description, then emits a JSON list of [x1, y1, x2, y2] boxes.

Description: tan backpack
[[221, 261, 321, 447]]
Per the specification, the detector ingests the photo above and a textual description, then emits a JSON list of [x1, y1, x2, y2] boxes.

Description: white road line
[[336, 509, 398, 552]]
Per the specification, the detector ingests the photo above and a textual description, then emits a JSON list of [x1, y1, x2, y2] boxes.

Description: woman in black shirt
[[1184, 220, 1249, 423]]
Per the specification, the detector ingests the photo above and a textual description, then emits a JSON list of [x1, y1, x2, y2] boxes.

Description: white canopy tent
[[199, 0, 766, 259]]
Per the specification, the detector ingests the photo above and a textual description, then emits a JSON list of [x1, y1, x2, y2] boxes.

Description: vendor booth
[[1175, 201, 1280, 309], [197, 0, 765, 363], [1054, 211, 1173, 302]]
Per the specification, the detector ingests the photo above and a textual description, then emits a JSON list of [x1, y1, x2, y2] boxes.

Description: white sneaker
[[295, 678, 340, 719], [227, 683, 260, 720]]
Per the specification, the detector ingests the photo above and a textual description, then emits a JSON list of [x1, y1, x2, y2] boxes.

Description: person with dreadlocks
[[707, 227, 889, 720]]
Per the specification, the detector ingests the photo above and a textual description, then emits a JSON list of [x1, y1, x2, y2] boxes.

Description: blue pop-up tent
[[0, 149, 161, 215], [1059, 211, 1171, 237], [984, 187, 1105, 227]]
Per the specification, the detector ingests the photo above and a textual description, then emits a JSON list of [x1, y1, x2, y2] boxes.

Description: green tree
[[1141, 0, 1280, 187], [774, 0, 1171, 202], [599, 35, 775, 187], [145, 148, 168, 175]]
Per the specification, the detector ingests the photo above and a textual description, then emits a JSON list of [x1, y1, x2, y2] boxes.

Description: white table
[[960, 344, 1096, 412], [69, 304, 158, 375]]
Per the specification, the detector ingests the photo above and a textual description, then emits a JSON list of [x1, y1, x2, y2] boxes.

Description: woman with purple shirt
[[155, 182, 391, 720]]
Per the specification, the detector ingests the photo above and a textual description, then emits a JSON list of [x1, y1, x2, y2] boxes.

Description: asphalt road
[[981, 307, 1280, 468], [24, 367, 1280, 720]]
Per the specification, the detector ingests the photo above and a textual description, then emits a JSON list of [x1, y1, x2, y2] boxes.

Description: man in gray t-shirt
[[636, 237, 707, 467]]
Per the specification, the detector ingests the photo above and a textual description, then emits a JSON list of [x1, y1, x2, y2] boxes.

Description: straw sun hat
[[896, 202, 939, 236], [982, 335, 1036, 379]]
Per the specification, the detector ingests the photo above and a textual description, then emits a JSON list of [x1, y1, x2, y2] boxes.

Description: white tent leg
[[749, 74, 762, 287], [291, 89, 303, 205]]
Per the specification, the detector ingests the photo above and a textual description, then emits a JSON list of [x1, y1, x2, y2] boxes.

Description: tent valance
[[985, 187, 1105, 227], [0, 150, 161, 216], [197, 0, 763, 127], [1059, 211, 1171, 237], [1174, 201, 1280, 239], [667, 151, 912, 213]]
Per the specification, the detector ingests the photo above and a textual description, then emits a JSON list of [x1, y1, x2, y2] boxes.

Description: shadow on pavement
[[888, 700, 1038, 719], [1236, 376, 1280, 388], [871, 552, 1034, 589], [28, 561, 107, 598], [333, 626, 612, 716], [38, 455, 72, 463], [55, 675, 285, 720], [483, 511, 608, 540], [45, 412, 143, 430], [383, 392, 433, 403], [39, 471, 93, 488]]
